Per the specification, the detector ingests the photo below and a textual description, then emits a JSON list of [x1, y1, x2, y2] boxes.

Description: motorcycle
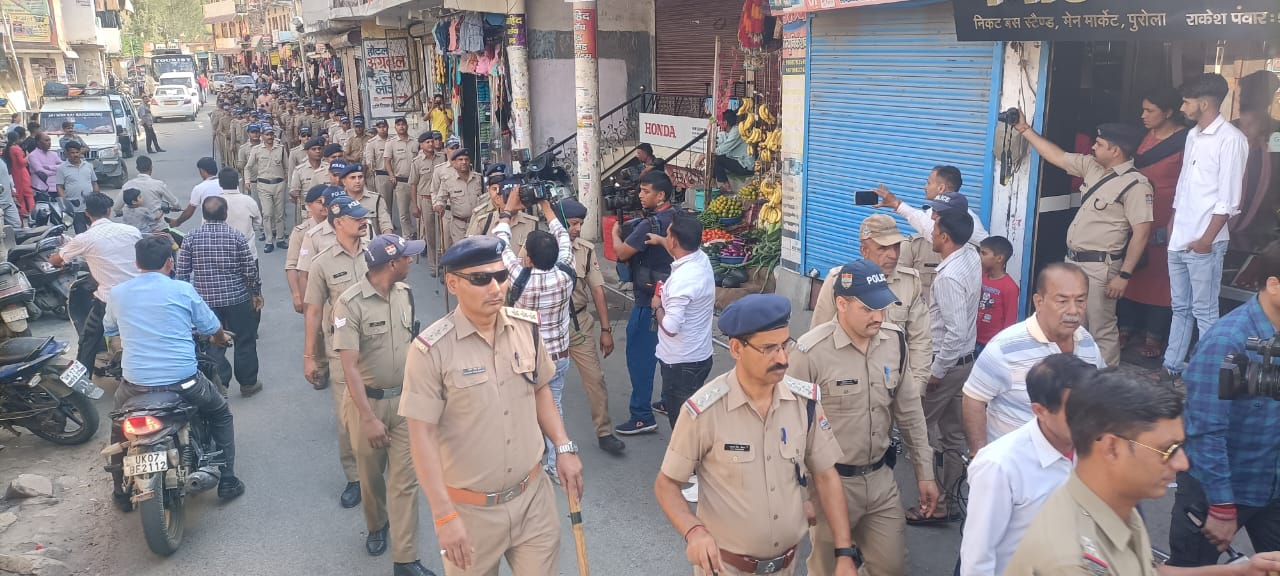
[[0, 335, 102, 445], [101, 335, 227, 556], [29, 190, 67, 228], [6, 224, 72, 320], [0, 262, 36, 337]]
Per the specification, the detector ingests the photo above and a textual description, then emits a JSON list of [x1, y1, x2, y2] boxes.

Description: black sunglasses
[[451, 270, 510, 287]]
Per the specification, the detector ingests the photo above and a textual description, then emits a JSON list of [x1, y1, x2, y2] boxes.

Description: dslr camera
[[998, 107, 1022, 125], [1219, 334, 1280, 400]]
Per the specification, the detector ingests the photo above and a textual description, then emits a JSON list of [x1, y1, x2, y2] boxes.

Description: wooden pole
[[568, 491, 590, 575]]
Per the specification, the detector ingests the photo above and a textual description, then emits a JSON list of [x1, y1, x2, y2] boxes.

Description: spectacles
[[451, 270, 510, 287], [1120, 437, 1184, 464], [741, 337, 796, 356]]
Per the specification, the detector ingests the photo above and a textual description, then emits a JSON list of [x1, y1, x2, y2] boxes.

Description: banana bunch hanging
[[756, 175, 784, 227], [737, 96, 782, 169]]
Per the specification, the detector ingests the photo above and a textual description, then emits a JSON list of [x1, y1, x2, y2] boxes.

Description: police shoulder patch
[[504, 307, 539, 324], [796, 323, 835, 353], [472, 203, 489, 216], [684, 378, 730, 417], [414, 317, 454, 352], [880, 320, 905, 334], [784, 376, 820, 402], [894, 265, 920, 279]]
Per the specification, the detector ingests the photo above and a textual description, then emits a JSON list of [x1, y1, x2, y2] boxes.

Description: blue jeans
[[543, 356, 570, 471], [625, 305, 659, 425], [1163, 241, 1228, 374]]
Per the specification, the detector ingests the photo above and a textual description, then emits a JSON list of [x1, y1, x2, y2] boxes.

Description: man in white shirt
[[216, 167, 263, 258], [168, 157, 224, 228], [653, 210, 715, 502], [49, 192, 142, 373], [1164, 73, 1248, 379], [963, 262, 1107, 453], [960, 353, 1096, 576]]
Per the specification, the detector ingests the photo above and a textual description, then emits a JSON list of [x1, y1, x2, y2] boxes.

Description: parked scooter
[[0, 335, 102, 445], [6, 224, 73, 319], [101, 335, 227, 556], [29, 190, 66, 228], [0, 262, 36, 337]]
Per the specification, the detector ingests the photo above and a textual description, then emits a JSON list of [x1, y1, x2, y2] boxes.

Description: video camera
[[1218, 334, 1280, 400], [488, 151, 572, 208]]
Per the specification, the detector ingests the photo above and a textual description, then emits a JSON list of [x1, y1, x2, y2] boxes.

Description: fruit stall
[[697, 175, 784, 307]]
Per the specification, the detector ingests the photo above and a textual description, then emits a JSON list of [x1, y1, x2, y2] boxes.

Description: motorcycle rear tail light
[[122, 415, 163, 436]]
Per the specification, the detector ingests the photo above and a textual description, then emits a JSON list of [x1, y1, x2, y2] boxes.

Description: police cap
[[322, 143, 343, 157], [441, 236, 504, 272], [304, 184, 330, 203], [366, 234, 426, 266], [831, 258, 900, 311], [1096, 123, 1145, 157], [327, 195, 369, 219], [559, 198, 587, 220], [305, 136, 325, 149], [719, 294, 791, 339]]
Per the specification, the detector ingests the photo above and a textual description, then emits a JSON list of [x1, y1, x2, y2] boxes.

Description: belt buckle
[[755, 556, 783, 574], [484, 476, 528, 506]]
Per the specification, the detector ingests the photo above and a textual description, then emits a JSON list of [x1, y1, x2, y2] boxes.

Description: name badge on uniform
[[836, 379, 858, 387], [723, 443, 751, 452], [369, 320, 386, 327], [462, 367, 485, 376], [333, 271, 348, 279]]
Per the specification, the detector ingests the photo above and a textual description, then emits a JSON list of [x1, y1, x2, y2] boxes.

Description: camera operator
[[1170, 240, 1280, 567], [1010, 109, 1154, 368], [466, 164, 540, 257], [610, 170, 678, 436]]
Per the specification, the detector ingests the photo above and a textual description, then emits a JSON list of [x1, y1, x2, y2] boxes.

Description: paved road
[[0, 108, 1237, 575]]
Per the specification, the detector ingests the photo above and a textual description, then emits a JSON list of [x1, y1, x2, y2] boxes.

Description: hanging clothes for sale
[[460, 13, 484, 53]]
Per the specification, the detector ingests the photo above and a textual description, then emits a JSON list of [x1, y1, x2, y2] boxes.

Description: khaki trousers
[[324, 330, 358, 483], [444, 472, 561, 576], [344, 394, 420, 563], [445, 214, 468, 250], [393, 181, 414, 238], [376, 174, 394, 207], [922, 361, 972, 513], [1070, 257, 1123, 367], [808, 466, 906, 576], [567, 312, 612, 438], [696, 562, 797, 576], [417, 196, 438, 268], [257, 182, 286, 242]]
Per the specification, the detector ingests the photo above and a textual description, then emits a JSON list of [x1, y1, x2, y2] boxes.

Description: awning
[[769, 0, 911, 15], [952, 0, 1280, 42]]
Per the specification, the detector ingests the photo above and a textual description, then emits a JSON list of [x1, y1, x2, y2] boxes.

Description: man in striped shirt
[[962, 262, 1106, 456], [910, 197, 982, 525]]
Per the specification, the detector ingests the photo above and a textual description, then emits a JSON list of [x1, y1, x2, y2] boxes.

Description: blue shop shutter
[[802, 2, 996, 275]]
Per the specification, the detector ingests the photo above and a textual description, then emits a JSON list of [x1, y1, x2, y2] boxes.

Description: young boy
[[977, 235, 1019, 353], [120, 188, 165, 233]]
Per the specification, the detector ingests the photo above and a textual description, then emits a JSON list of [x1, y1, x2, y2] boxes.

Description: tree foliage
[[125, 0, 208, 45]]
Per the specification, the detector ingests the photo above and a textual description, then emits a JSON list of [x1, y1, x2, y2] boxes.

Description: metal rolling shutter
[[655, 0, 745, 95], [802, 2, 996, 275]]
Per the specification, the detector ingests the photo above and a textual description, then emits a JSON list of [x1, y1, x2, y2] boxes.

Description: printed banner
[[639, 113, 708, 154], [363, 38, 411, 118], [953, 0, 1280, 41], [5, 0, 53, 44], [781, 17, 807, 75]]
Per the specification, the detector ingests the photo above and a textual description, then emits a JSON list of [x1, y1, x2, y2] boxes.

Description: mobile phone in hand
[[854, 190, 878, 206]]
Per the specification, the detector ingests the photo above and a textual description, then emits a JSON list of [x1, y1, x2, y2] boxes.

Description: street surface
[[0, 106, 1243, 575]]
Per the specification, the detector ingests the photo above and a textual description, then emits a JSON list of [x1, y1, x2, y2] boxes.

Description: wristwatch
[[555, 441, 579, 455], [600, 327, 612, 333], [834, 546, 864, 567], [1118, 271, 1133, 280], [498, 211, 513, 220]]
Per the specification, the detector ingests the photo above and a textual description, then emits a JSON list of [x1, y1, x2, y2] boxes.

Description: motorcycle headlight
[[99, 147, 118, 159]]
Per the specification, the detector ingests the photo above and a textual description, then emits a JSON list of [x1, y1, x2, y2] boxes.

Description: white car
[[150, 86, 198, 121], [157, 72, 202, 105], [210, 72, 230, 92]]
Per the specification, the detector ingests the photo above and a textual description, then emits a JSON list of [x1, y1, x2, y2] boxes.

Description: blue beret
[[831, 258, 900, 311], [337, 162, 364, 178], [560, 199, 587, 220], [719, 294, 791, 338], [305, 136, 325, 149], [418, 131, 433, 142], [304, 184, 329, 203], [1096, 123, 1145, 155], [441, 236, 505, 272], [322, 143, 343, 157]]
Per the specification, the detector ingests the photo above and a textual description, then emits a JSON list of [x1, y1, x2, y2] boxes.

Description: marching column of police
[[200, 85, 1280, 576]]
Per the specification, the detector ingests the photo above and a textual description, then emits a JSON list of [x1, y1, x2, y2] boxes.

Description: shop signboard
[[5, 0, 54, 44], [953, 0, 1280, 41], [639, 112, 707, 154], [362, 38, 411, 119], [781, 15, 806, 75]]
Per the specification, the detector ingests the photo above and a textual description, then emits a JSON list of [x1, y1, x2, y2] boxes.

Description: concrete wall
[[989, 41, 1043, 305], [71, 46, 107, 84], [60, 0, 101, 46], [526, 0, 653, 152]]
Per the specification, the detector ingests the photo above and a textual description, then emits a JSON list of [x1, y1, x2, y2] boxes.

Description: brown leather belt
[[719, 546, 797, 574], [256, 178, 284, 184], [365, 386, 402, 399], [375, 170, 389, 176], [446, 464, 539, 507], [551, 350, 570, 361], [1066, 249, 1123, 263], [395, 176, 409, 183]]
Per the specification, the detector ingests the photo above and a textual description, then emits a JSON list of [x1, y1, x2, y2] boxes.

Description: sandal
[[1140, 337, 1162, 359], [905, 505, 954, 526]]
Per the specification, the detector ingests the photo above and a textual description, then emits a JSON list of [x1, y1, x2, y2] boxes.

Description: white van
[[157, 72, 201, 105]]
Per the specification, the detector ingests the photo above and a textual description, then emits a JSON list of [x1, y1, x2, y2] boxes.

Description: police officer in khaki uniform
[[385, 118, 417, 237], [465, 166, 540, 256], [334, 233, 435, 576], [1015, 116, 1153, 367], [290, 136, 328, 223], [432, 148, 484, 251], [344, 116, 370, 164], [333, 116, 352, 148], [657, 294, 860, 576], [789, 259, 938, 576], [409, 131, 446, 265], [303, 194, 371, 510], [558, 199, 626, 455], [399, 235, 584, 576], [899, 234, 940, 299], [231, 110, 249, 170], [336, 162, 394, 238], [245, 125, 290, 251], [236, 122, 261, 191], [287, 125, 314, 178], [366, 119, 393, 201], [287, 185, 335, 389]]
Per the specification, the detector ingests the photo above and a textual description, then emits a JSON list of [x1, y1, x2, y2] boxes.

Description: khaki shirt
[[285, 218, 320, 270], [231, 119, 247, 153], [384, 136, 415, 178], [899, 234, 940, 300], [363, 136, 386, 174], [1061, 154, 1154, 254], [297, 220, 337, 273], [1005, 474, 1157, 576], [398, 307, 554, 493], [352, 191, 394, 235], [303, 240, 370, 342], [571, 237, 605, 328], [810, 265, 931, 388], [433, 169, 483, 218], [287, 145, 307, 176], [245, 143, 288, 182], [289, 161, 328, 199], [333, 277, 414, 389], [344, 132, 370, 164], [236, 139, 258, 172], [789, 321, 933, 481], [465, 204, 539, 255], [660, 371, 842, 558], [409, 152, 441, 199]]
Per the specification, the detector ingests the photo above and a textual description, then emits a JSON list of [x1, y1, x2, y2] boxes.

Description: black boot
[[393, 560, 437, 576], [365, 523, 388, 556], [340, 481, 361, 508]]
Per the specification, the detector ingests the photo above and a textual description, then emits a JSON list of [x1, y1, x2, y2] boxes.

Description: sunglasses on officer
[[450, 270, 510, 287]]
